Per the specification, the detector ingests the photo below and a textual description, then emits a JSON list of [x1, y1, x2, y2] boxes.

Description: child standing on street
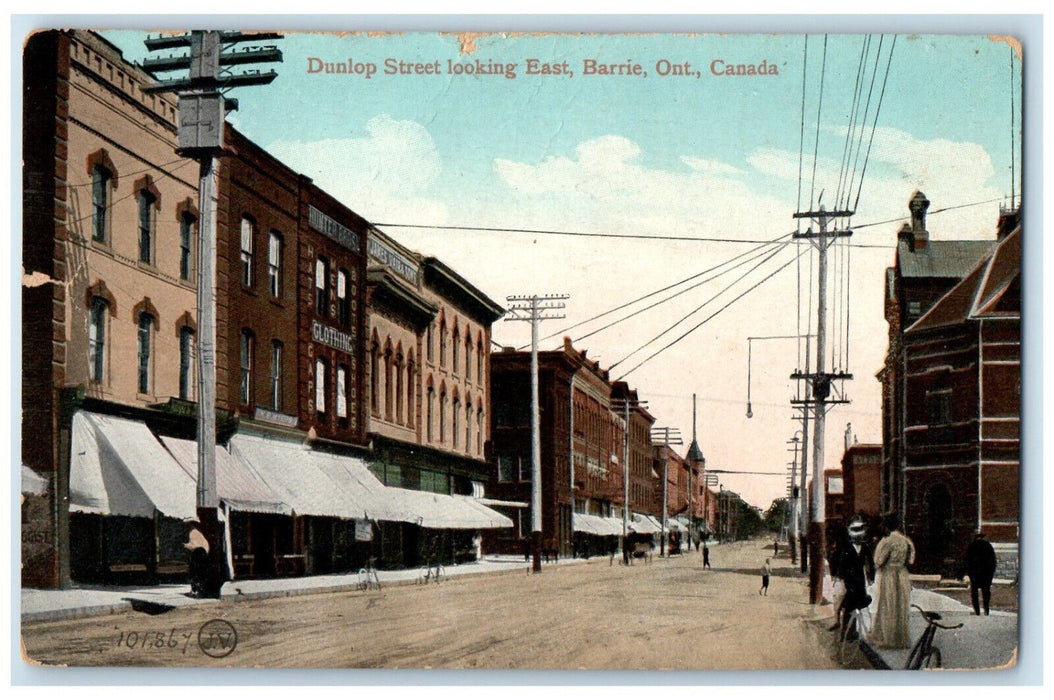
[[760, 558, 772, 595]]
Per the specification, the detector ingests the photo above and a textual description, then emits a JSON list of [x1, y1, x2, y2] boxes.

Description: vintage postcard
[[18, 24, 1025, 675]]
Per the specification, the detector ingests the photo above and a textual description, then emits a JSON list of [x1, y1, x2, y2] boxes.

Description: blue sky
[[101, 29, 1022, 507]]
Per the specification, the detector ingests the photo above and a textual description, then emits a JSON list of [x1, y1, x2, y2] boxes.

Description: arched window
[[406, 354, 416, 429], [92, 165, 112, 243], [268, 231, 283, 298], [337, 363, 349, 420], [315, 257, 329, 316], [395, 349, 404, 425], [452, 397, 460, 449], [239, 329, 254, 406], [426, 385, 435, 442], [477, 406, 484, 454], [270, 340, 283, 411], [180, 212, 196, 281], [465, 401, 472, 454], [88, 297, 109, 383], [138, 190, 156, 264], [179, 326, 195, 400], [370, 336, 380, 416], [337, 268, 351, 326], [477, 337, 484, 383], [427, 323, 434, 362], [315, 357, 327, 421], [384, 343, 394, 421], [240, 217, 255, 287], [452, 325, 460, 374], [440, 320, 447, 367], [465, 329, 473, 382], [137, 311, 155, 394], [439, 391, 447, 444]]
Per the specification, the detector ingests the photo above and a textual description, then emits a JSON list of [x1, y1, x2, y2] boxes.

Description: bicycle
[[418, 560, 445, 584], [905, 604, 963, 670], [838, 604, 873, 665], [356, 559, 382, 591]]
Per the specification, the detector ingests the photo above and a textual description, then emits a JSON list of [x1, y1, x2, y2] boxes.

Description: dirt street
[[22, 539, 837, 670]]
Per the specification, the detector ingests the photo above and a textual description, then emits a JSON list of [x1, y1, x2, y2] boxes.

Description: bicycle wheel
[[838, 615, 859, 665], [923, 647, 942, 670]]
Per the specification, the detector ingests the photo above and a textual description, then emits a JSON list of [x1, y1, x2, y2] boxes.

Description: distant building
[[841, 443, 882, 520], [824, 469, 846, 532]]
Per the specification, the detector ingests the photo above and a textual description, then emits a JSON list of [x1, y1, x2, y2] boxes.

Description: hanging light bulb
[[746, 402, 753, 419]]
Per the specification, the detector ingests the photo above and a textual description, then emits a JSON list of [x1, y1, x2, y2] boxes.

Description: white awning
[[21, 465, 48, 497], [629, 513, 661, 534], [160, 436, 291, 516], [573, 513, 623, 536], [69, 411, 196, 520], [383, 488, 513, 529], [476, 497, 529, 508], [230, 433, 392, 520]]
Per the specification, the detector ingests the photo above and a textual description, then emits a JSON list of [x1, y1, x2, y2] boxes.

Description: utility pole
[[792, 205, 853, 603], [786, 433, 801, 565], [143, 31, 282, 597], [650, 426, 682, 557], [612, 393, 647, 564], [505, 294, 568, 573]]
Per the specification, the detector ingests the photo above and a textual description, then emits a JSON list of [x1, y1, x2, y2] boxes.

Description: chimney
[[997, 203, 1021, 240], [908, 191, 930, 251]]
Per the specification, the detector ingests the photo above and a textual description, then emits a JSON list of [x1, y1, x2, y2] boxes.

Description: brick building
[[899, 217, 1020, 577], [22, 30, 201, 587], [841, 443, 882, 520], [879, 191, 995, 521], [487, 339, 651, 557]]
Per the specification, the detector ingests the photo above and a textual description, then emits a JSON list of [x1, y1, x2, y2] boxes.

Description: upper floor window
[[138, 190, 156, 264], [426, 387, 435, 442], [440, 322, 447, 367], [136, 312, 154, 394], [465, 336, 473, 382], [270, 340, 283, 411], [370, 341, 380, 416], [315, 358, 327, 422], [268, 231, 282, 298], [315, 257, 330, 316], [179, 213, 195, 281], [179, 326, 195, 400], [452, 327, 460, 374], [477, 341, 484, 381], [337, 364, 349, 420], [427, 324, 434, 362], [91, 165, 111, 243], [337, 268, 351, 326], [925, 389, 952, 425], [453, 398, 461, 449], [477, 408, 484, 454], [240, 217, 255, 287], [240, 329, 254, 405], [88, 297, 109, 383]]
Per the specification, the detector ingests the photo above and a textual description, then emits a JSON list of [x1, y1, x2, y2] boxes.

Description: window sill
[[268, 297, 286, 310]]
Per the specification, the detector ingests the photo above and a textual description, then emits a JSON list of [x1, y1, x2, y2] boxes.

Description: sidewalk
[[857, 586, 1018, 671], [21, 554, 588, 623]]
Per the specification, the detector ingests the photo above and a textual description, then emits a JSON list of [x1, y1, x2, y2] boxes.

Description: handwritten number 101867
[[114, 629, 195, 654]]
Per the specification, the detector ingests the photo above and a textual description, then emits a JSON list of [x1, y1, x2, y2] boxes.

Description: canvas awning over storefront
[[21, 465, 48, 497], [229, 433, 390, 521], [629, 513, 661, 534], [69, 411, 196, 520], [384, 488, 513, 529], [160, 436, 291, 516], [573, 513, 623, 536]]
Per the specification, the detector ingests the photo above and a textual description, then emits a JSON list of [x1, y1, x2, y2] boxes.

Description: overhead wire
[[608, 241, 793, 370], [852, 34, 897, 213], [528, 232, 793, 349], [616, 246, 807, 380]]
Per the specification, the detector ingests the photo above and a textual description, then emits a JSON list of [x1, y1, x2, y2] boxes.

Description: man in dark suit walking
[[965, 531, 998, 616]]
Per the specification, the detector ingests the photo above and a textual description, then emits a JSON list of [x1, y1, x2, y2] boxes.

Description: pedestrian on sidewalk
[[774, 539, 779, 557], [832, 517, 874, 635], [870, 516, 916, 649], [702, 544, 711, 569], [759, 558, 771, 595], [183, 518, 210, 598], [964, 530, 997, 616]]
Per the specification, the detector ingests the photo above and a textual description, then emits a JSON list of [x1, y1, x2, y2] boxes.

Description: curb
[[22, 562, 539, 624]]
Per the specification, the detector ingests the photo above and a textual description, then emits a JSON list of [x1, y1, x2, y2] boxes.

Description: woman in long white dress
[[870, 519, 916, 648]]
